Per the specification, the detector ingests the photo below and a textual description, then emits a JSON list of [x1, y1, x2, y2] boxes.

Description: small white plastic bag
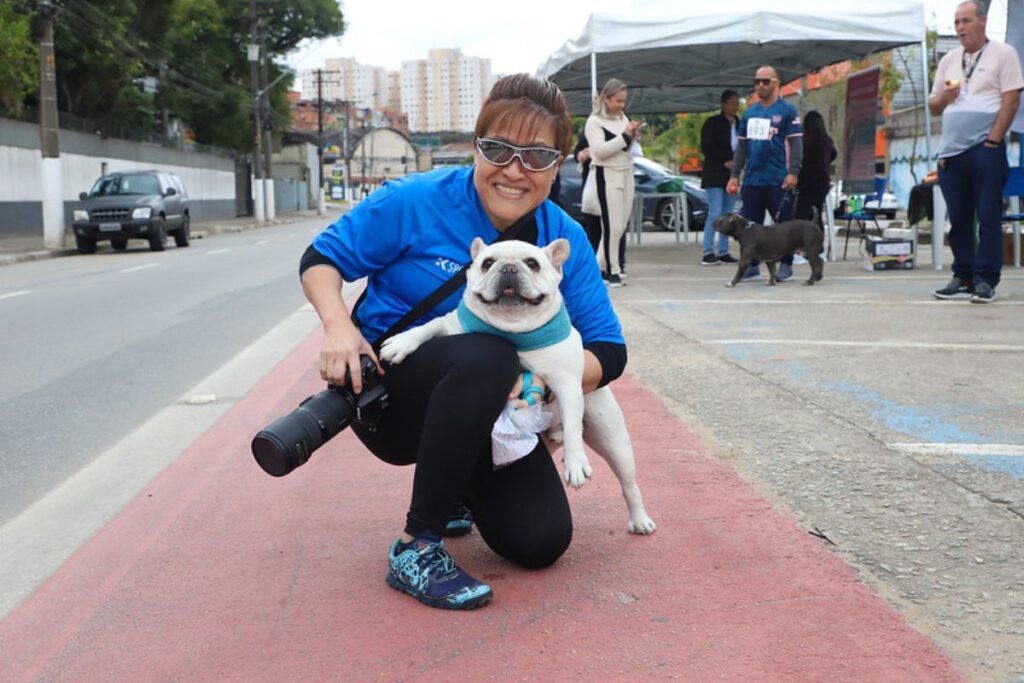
[[491, 401, 553, 468]]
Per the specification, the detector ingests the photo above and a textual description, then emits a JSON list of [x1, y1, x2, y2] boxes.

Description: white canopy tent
[[537, 0, 943, 267], [537, 0, 928, 115]]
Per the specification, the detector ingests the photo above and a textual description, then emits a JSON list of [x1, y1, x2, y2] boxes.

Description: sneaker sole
[[970, 294, 996, 304], [385, 571, 493, 610], [933, 292, 973, 300], [701, 261, 721, 266]]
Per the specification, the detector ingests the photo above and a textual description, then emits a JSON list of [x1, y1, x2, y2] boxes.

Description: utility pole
[[343, 100, 351, 202], [36, 0, 64, 249], [316, 68, 325, 214], [260, 39, 275, 220], [248, 0, 264, 221]]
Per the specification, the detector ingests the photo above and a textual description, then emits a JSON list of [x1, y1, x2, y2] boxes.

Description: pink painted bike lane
[[0, 328, 963, 682]]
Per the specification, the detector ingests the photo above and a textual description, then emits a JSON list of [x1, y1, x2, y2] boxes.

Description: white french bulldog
[[380, 237, 656, 535]]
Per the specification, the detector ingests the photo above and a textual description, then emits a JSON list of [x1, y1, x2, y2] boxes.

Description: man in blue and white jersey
[[727, 65, 804, 283]]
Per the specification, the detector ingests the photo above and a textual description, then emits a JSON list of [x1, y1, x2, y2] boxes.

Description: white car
[[863, 192, 898, 219]]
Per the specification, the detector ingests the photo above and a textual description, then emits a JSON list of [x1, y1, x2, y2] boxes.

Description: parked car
[[71, 170, 191, 253], [558, 156, 708, 231], [863, 191, 898, 219]]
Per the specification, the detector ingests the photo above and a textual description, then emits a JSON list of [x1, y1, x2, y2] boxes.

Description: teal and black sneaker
[[386, 532, 493, 610], [441, 503, 474, 537]]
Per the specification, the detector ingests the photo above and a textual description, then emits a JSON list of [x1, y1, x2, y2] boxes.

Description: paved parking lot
[[614, 231, 1024, 679]]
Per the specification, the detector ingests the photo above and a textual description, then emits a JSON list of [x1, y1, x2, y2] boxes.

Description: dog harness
[[456, 300, 571, 352]]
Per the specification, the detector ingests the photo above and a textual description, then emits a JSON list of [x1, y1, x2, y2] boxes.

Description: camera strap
[[369, 209, 539, 353]]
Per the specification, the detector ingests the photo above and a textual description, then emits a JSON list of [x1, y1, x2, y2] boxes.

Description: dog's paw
[[379, 335, 416, 364], [562, 455, 593, 489], [628, 514, 657, 535]]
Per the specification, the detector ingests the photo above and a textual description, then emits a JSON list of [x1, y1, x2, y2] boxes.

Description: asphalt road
[[0, 219, 324, 525]]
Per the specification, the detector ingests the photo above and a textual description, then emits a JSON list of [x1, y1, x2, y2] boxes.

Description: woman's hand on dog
[[509, 372, 549, 409]]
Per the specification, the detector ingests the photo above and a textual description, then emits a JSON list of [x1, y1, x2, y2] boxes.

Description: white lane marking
[[0, 290, 31, 301], [254, 239, 271, 246], [705, 339, 1024, 353], [206, 248, 229, 255], [630, 274, 1024, 283], [631, 298, 1024, 306], [890, 443, 1024, 457], [120, 263, 159, 273]]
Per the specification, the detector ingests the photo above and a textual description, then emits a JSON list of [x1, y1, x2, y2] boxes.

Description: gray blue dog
[[713, 212, 825, 287]]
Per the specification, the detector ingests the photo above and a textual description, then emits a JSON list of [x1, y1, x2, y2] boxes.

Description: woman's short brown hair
[[474, 74, 573, 156]]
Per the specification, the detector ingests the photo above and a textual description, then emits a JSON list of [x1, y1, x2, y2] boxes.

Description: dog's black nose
[[500, 263, 518, 275]]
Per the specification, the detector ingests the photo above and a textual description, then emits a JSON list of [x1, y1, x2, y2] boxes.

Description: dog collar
[[457, 300, 571, 351]]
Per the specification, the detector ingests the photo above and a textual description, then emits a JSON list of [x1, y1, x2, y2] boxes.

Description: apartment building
[[299, 48, 493, 134], [299, 57, 388, 110], [401, 49, 493, 133]]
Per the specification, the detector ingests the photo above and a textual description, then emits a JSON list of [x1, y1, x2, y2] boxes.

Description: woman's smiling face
[[473, 121, 559, 231]]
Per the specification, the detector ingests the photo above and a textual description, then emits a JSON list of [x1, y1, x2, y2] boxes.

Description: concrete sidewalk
[[0, 317, 963, 680], [0, 208, 338, 267]]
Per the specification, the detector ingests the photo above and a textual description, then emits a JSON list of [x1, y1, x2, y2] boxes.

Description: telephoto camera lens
[[251, 388, 356, 476], [250, 355, 387, 477]]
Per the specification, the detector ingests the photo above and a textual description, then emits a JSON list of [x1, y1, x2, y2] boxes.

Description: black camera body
[[251, 355, 388, 477]]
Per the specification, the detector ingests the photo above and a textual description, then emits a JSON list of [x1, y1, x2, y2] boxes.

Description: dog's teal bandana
[[457, 300, 571, 351]]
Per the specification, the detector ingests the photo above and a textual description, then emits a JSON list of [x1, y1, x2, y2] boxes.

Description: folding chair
[[841, 188, 885, 259], [1002, 166, 1024, 268]]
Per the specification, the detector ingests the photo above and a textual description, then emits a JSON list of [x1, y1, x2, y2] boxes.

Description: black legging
[[796, 186, 828, 231], [352, 333, 573, 569], [581, 213, 626, 270]]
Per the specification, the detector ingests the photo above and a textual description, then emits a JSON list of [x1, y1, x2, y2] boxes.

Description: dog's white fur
[[380, 238, 656, 534]]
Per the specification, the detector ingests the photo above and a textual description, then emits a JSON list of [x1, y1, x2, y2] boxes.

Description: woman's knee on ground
[[490, 516, 573, 570]]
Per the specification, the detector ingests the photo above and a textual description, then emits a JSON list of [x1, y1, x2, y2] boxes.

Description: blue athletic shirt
[[311, 166, 624, 346], [738, 99, 802, 187]]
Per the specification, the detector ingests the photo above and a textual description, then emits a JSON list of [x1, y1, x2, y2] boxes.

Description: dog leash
[[770, 188, 799, 224]]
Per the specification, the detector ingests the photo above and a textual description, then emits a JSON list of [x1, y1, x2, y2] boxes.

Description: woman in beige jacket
[[583, 78, 644, 286]]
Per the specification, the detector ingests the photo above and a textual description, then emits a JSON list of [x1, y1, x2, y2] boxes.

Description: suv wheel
[[149, 218, 167, 252], [111, 238, 128, 251], [174, 213, 191, 247], [75, 234, 97, 254]]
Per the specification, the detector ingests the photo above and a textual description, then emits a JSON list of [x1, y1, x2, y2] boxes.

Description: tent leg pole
[[591, 52, 597, 101], [920, 38, 942, 271]]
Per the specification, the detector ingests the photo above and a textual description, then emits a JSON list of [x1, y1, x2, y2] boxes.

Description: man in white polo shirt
[[929, 0, 1023, 303]]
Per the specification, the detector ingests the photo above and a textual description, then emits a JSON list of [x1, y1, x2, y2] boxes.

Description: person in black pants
[[299, 74, 627, 611], [795, 110, 836, 232]]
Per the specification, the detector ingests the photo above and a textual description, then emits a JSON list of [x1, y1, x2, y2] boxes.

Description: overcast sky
[[285, 0, 1011, 81]]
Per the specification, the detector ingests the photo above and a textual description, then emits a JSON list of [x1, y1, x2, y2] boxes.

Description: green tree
[[0, 4, 37, 111], [41, 0, 344, 150]]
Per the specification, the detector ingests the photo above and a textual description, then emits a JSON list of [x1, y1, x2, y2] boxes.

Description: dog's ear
[[470, 237, 486, 261], [545, 238, 571, 270]]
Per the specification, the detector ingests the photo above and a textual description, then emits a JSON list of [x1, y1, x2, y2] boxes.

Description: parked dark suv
[[71, 171, 191, 253]]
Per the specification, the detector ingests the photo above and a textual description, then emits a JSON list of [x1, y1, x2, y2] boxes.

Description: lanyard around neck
[[962, 40, 990, 86]]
